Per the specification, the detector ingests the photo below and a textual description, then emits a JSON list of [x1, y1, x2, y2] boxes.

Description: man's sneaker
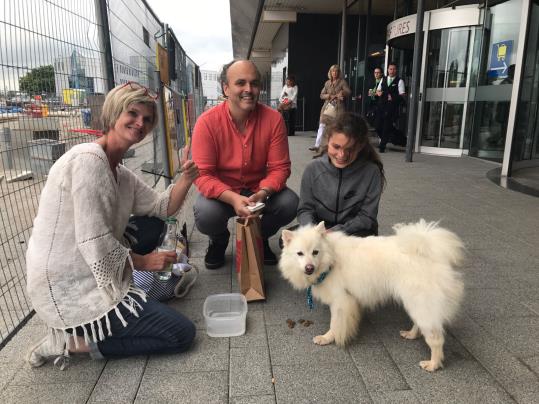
[[204, 238, 228, 269], [27, 333, 68, 370], [263, 239, 278, 265]]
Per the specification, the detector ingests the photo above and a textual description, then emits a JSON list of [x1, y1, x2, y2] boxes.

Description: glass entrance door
[[512, 0, 539, 167], [467, 0, 523, 162], [420, 27, 478, 154]]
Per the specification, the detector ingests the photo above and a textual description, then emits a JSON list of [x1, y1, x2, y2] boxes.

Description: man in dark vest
[[376, 62, 406, 153]]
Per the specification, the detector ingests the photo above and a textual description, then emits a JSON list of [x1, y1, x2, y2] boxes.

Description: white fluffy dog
[[279, 219, 464, 372]]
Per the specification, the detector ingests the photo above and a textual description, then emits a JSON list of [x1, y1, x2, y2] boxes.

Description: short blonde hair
[[101, 83, 158, 134], [327, 64, 341, 80]]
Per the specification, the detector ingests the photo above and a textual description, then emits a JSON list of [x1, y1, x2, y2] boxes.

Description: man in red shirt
[[192, 60, 299, 269]]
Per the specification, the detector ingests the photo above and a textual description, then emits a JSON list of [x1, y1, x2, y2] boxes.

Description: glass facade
[[421, 27, 478, 150], [468, 0, 523, 161], [342, 7, 389, 115], [511, 0, 539, 169], [385, 0, 529, 166]]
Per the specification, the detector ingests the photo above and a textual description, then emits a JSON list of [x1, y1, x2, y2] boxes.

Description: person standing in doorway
[[367, 67, 384, 128], [278, 75, 298, 136], [376, 62, 406, 153], [310, 65, 351, 152]]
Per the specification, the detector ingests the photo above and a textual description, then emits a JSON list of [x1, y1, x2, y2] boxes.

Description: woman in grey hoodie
[[298, 112, 385, 237]]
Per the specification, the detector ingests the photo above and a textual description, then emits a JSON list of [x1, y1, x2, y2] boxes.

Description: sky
[[146, 0, 233, 72]]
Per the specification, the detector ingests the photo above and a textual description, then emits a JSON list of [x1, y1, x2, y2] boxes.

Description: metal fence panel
[[0, 0, 107, 345], [0, 0, 203, 347]]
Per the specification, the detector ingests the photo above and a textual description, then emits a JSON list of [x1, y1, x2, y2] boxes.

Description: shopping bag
[[235, 217, 266, 302], [278, 100, 292, 111], [321, 102, 337, 119]]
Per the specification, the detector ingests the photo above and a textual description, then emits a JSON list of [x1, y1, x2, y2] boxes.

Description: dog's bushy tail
[[392, 219, 465, 266]]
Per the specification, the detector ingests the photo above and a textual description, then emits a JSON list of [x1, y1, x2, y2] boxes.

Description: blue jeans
[[81, 293, 195, 359]]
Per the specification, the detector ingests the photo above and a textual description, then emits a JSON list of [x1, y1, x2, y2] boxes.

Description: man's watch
[[260, 188, 271, 201]]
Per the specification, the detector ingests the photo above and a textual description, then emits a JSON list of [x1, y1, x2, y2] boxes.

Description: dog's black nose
[[305, 264, 315, 275]]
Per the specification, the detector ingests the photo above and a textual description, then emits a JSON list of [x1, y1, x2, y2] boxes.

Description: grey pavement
[[1, 131, 539, 403]]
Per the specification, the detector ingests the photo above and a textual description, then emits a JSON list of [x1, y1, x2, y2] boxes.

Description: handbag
[[322, 102, 337, 118], [132, 254, 199, 301], [126, 217, 198, 301], [278, 99, 292, 111], [235, 217, 265, 302]]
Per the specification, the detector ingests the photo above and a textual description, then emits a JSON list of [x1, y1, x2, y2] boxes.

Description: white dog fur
[[279, 219, 464, 371]]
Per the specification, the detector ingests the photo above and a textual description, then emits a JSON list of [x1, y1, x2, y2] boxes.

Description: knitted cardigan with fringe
[[26, 143, 176, 347]]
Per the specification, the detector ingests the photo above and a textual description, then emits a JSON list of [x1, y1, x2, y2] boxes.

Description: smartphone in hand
[[247, 202, 265, 213]]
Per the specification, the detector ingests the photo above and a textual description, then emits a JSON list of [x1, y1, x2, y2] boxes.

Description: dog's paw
[[313, 335, 333, 345], [400, 329, 421, 340], [419, 360, 442, 372]]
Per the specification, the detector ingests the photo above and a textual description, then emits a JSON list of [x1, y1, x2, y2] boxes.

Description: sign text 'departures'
[[386, 15, 417, 41]]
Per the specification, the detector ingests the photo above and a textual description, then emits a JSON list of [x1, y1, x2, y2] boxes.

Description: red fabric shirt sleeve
[[192, 103, 291, 198], [259, 114, 291, 192], [191, 110, 232, 199]]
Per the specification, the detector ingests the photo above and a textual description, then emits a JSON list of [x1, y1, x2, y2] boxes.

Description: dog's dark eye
[[297, 251, 304, 256], [312, 250, 319, 256]]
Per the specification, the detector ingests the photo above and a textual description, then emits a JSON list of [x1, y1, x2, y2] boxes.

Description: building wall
[[201, 69, 221, 100], [289, 13, 340, 131], [54, 52, 107, 98], [271, 24, 289, 103]]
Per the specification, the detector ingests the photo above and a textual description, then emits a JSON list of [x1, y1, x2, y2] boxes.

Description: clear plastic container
[[203, 293, 247, 337]]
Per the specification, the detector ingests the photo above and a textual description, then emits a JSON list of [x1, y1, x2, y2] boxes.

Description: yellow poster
[[162, 86, 179, 175]]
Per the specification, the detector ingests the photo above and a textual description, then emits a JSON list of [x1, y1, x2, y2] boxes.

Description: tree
[[19, 65, 55, 95]]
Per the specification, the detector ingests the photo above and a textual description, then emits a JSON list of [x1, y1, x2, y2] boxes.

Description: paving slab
[[2, 132, 539, 402], [144, 333, 229, 373], [87, 356, 146, 403], [230, 395, 276, 404], [0, 363, 18, 391], [272, 362, 371, 404], [230, 345, 273, 398], [369, 390, 420, 403], [230, 310, 268, 348], [463, 287, 538, 320], [266, 323, 351, 367], [9, 355, 105, 385], [135, 370, 228, 404], [348, 343, 410, 393], [0, 381, 96, 404], [475, 316, 539, 357]]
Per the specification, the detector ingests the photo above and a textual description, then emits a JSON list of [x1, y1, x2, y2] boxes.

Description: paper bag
[[235, 217, 265, 301]]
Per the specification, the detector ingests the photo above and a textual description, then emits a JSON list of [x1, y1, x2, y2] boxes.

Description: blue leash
[[306, 270, 330, 310]]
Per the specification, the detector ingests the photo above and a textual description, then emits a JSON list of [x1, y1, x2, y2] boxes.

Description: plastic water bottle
[[155, 217, 177, 282]]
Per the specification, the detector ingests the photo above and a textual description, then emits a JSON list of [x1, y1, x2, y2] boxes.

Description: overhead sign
[[387, 15, 417, 41], [488, 40, 513, 79]]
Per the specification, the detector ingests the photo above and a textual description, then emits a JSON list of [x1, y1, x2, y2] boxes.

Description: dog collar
[[306, 269, 330, 310]]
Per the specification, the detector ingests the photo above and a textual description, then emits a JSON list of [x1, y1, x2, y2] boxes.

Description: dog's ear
[[315, 222, 326, 233], [281, 230, 294, 246]]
